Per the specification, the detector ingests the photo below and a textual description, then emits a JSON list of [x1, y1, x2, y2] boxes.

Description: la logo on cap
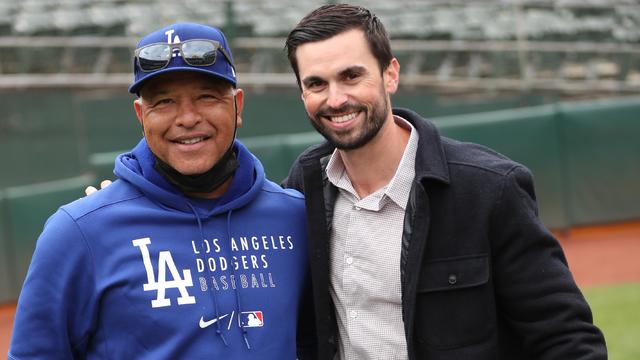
[[165, 29, 182, 58]]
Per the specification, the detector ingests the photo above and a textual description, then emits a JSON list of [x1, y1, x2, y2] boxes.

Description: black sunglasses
[[134, 39, 235, 72]]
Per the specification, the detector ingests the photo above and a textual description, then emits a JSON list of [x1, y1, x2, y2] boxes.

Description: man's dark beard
[[309, 90, 389, 150]]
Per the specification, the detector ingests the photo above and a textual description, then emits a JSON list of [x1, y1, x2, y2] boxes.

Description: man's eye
[[154, 98, 173, 106], [307, 81, 324, 90], [345, 72, 360, 80]]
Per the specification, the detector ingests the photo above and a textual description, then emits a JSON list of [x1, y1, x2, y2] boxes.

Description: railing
[[1, 36, 639, 93]]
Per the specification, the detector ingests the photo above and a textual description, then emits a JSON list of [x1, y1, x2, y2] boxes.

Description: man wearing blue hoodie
[[9, 23, 309, 359]]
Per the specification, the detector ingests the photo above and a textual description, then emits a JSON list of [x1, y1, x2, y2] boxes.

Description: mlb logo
[[239, 311, 264, 328]]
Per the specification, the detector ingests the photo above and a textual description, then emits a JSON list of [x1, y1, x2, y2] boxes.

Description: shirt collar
[[326, 115, 418, 210], [385, 116, 418, 210]]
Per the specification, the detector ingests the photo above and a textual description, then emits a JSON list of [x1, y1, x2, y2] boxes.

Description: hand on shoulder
[[85, 180, 113, 196]]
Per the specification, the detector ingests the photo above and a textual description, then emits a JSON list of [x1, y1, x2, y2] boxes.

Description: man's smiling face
[[295, 28, 398, 150], [134, 71, 243, 175]]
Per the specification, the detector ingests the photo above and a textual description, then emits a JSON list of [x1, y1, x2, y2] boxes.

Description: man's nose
[[326, 84, 348, 109], [175, 100, 201, 127]]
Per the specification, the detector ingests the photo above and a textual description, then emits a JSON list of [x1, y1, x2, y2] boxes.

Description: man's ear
[[384, 58, 400, 94], [133, 98, 144, 127], [233, 88, 245, 128]]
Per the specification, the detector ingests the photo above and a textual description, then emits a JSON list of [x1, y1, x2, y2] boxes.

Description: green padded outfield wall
[[242, 132, 323, 181], [559, 98, 640, 225], [74, 88, 543, 153], [433, 105, 568, 229], [0, 90, 87, 189], [393, 90, 548, 118], [245, 106, 569, 229], [79, 97, 640, 230], [76, 89, 312, 154], [0, 87, 560, 188], [0, 192, 15, 303], [76, 91, 141, 155], [3, 88, 547, 172], [245, 98, 640, 230], [2, 176, 95, 300]]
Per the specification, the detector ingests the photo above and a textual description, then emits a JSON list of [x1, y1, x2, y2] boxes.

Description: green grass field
[[584, 282, 640, 360]]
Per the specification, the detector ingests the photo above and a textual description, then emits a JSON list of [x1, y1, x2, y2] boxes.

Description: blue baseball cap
[[129, 23, 237, 94]]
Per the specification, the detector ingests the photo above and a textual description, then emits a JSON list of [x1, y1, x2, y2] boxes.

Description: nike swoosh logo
[[199, 314, 229, 328]]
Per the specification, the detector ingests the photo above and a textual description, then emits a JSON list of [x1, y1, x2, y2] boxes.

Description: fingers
[[100, 180, 113, 189], [85, 186, 98, 196], [84, 180, 113, 197]]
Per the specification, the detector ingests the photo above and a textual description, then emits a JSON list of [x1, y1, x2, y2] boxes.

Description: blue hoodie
[[9, 140, 309, 359]]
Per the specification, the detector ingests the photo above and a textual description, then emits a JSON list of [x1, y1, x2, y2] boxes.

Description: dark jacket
[[285, 108, 606, 360]]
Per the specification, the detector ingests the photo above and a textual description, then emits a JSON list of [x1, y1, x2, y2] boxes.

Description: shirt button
[[354, 206, 361, 211], [350, 310, 358, 319], [448, 274, 457, 285], [345, 257, 353, 265]]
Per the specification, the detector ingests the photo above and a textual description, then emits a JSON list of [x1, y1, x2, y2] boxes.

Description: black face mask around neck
[[154, 144, 239, 195]]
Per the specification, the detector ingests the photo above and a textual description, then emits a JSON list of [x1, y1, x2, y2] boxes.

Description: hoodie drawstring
[[186, 202, 229, 347], [226, 210, 251, 350], [187, 204, 252, 350]]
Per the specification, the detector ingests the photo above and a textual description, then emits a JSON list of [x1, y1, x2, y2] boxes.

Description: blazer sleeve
[[296, 269, 318, 360], [490, 166, 607, 359], [281, 155, 305, 193], [9, 209, 97, 359]]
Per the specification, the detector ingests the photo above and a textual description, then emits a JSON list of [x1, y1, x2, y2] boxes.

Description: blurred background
[[1, 0, 639, 358]]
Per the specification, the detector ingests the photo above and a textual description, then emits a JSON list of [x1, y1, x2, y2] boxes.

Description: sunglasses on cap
[[134, 39, 235, 72]]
